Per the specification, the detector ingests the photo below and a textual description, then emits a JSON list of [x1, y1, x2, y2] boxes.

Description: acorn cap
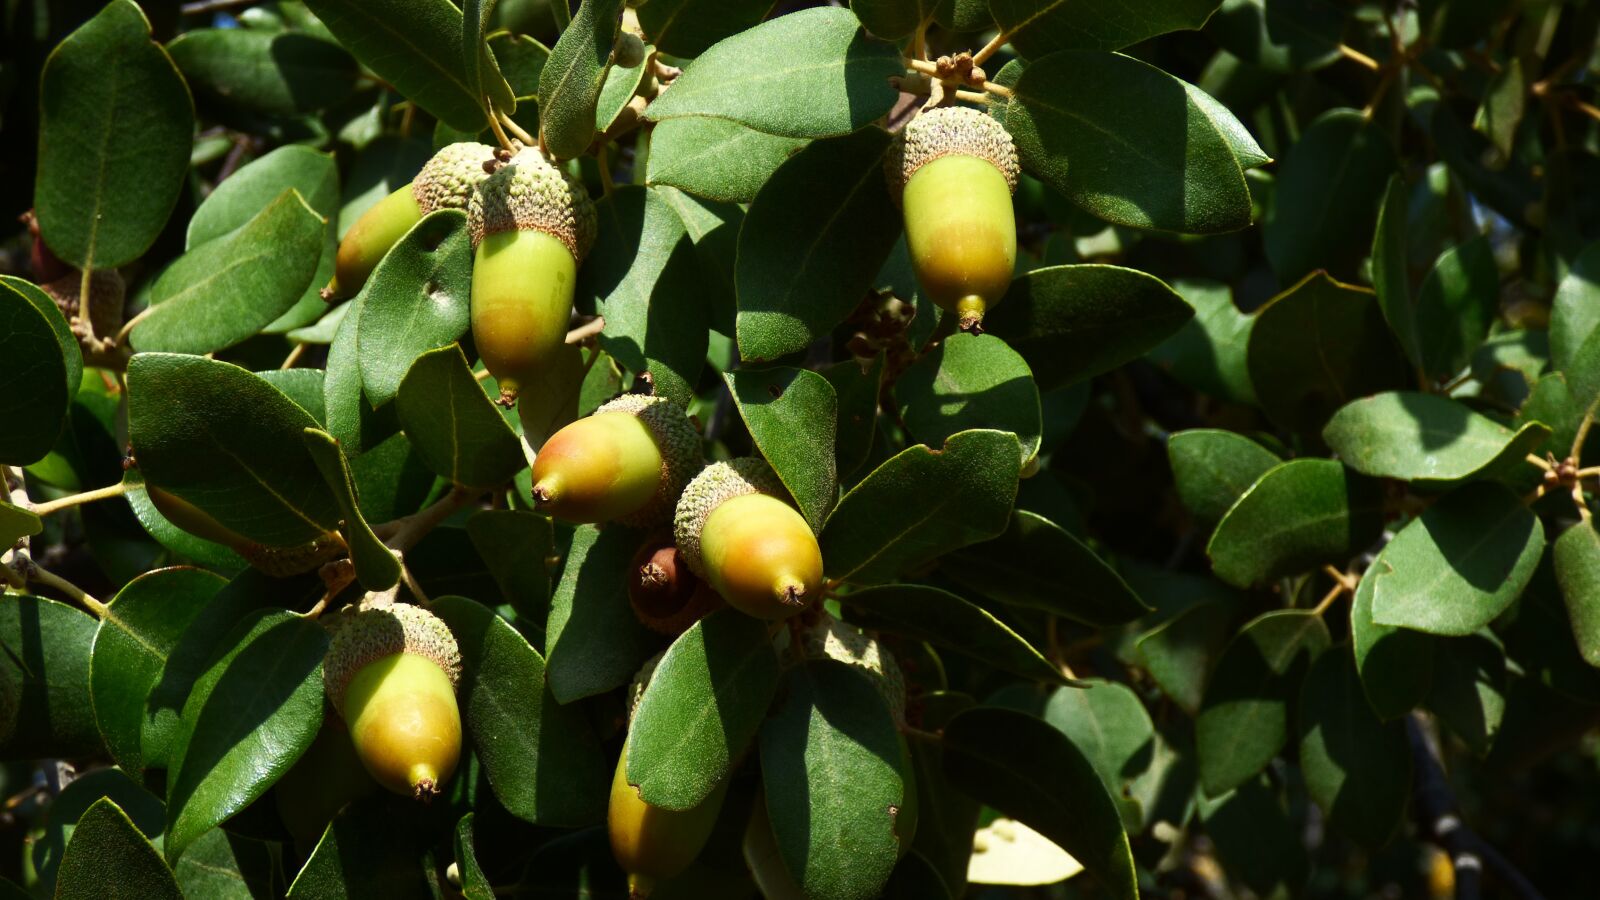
[[802, 616, 907, 725], [598, 393, 704, 528], [887, 106, 1019, 203], [411, 142, 498, 215], [323, 603, 462, 716], [467, 147, 597, 260], [673, 457, 784, 577]]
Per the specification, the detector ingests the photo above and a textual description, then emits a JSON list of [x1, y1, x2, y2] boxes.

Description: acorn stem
[[27, 480, 128, 517]]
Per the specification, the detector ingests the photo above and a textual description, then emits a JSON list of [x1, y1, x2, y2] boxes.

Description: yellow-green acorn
[[325, 141, 497, 299], [323, 603, 463, 800], [888, 106, 1019, 331], [609, 739, 731, 899], [146, 485, 344, 577], [467, 147, 597, 406], [673, 458, 822, 620], [531, 394, 702, 526]]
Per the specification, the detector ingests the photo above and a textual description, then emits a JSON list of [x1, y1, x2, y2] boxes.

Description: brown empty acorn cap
[[466, 147, 597, 260], [323, 603, 462, 716]]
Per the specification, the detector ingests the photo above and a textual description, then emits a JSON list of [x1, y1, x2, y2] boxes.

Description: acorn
[[467, 147, 597, 406], [531, 394, 701, 526], [324, 142, 497, 299], [673, 458, 822, 620], [609, 739, 730, 899], [887, 106, 1019, 331], [146, 485, 344, 577], [628, 536, 724, 636], [322, 603, 463, 800]]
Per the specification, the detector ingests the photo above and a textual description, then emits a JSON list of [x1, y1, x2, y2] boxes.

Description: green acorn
[[323, 604, 463, 799], [324, 141, 497, 299], [609, 739, 731, 899], [887, 106, 1019, 330], [531, 394, 702, 526], [673, 458, 822, 620], [467, 147, 597, 406]]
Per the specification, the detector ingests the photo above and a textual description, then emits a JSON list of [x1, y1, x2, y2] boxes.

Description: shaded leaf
[[985, 265, 1194, 390], [941, 510, 1149, 626], [822, 430, 1021, 585], [645, 8, 901, 138], [131, 189, 326, 355], [169, 29, 358, 116], [1206, 0, 1343, 72], [1550, 240, 1600, 373], [761, 659, 911, 900], [1370, 483, 1545, 636], [1007, 50, 1252, 234], [355, 211, 474, 408], [1264, 109, 1397, 282], [1207, 458, 1384, 587], [1297, 648, 1410, 847], [395, 344, 526, 490], [465, 510, 555, 625], [735, 127, 900, 362], [839, 583, 1068, 684], [545, 524, 660, 703], [1324, 391, 1548, 485], [942, 706, 1138, 900], [584, 186, 708, 405], [1145, 279, 1256, 405], [1246, 272, 1408, 437], [897, 333, 1041, 465], [0, 277, 81, 465], [1351, 556, 1433, 720], [302, 429, 400, 591], [538, 0, 623, 159], [165, 610, 328, 862], [628, 609, 780, 809], [433, 596, 608, 825], [0, 594, 100, 759], [35, 0, 193, 269], [302, 0, 487, 131], [55, 798, 180, 900], [1196, 609, 1331, 796], [638, 0, 776, 58], [90, 568, 226, 777], [727, 368, 838, 530], [1424, 633, 1507, 756], [1168, 429, 1282, 525], [1137, 598, 1241, 715], [128, 353, 340, 547], [992, 0, 1221, 56], [646, 116, 807, 204]]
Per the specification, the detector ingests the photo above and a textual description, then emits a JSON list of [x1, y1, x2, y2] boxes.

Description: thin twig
[[1526, 453, 1553, 472], [28, 481, 128, 517], [1339, 43, 1381, 70], [29, 565, 109, 618], [970, 30, 1010, 67], [565, 315, 606, 344], [281, 342, 307, 370], [486, 106, 518, 154], [401, 562, 432, 605], [376, 488, 479, 554], [499, 110, 536, 148], [1572, 396, 1600, 463]]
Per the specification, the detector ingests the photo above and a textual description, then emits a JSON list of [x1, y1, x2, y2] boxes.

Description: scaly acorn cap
[[467, 147, 597, 260], [802, 616, 907, 725], [411, 142, 498, 215], [323, 603, 462, 717], [673, 457, 785, 577], [597, 393, 704, 528], [887, 106, 1019, 205]]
